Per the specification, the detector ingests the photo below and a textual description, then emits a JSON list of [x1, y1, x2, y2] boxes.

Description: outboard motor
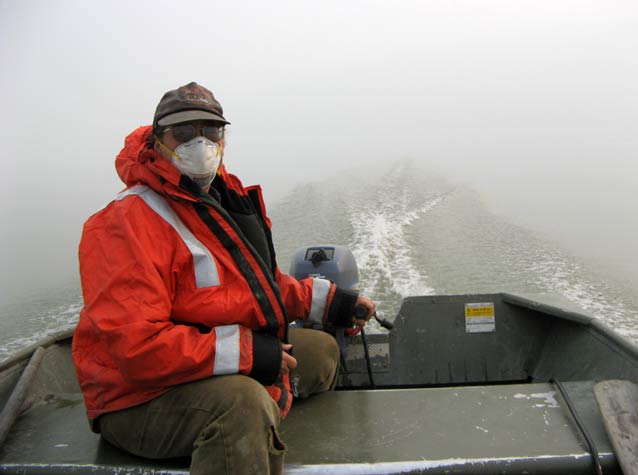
[[289, 244, 392, 332], [290, 245, 392, 389], [289, 245, 360, 371], [289, 245, 359, 291]]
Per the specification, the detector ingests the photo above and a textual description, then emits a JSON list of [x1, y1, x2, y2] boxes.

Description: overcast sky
[[1, 0, 637, 304]]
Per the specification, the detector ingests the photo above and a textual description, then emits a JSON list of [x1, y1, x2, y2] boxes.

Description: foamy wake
[[347, 188, 444, 312], [530, 252, 638, 343], [0, 302, 81, 364]]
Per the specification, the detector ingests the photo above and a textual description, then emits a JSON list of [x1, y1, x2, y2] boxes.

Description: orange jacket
[[72, 126, 357, 420]]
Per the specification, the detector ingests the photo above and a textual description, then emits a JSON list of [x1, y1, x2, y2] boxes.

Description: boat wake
[[2, 158, 636, 362], [347, 193, 443, 311], [342, 161, 448, 320], [530, 250, 638, 342], [0, 300, 81, 363]]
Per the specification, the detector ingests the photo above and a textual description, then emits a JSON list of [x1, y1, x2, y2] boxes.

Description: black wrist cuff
[[326, 287, 359, 327], [250, 332, 282, 386]]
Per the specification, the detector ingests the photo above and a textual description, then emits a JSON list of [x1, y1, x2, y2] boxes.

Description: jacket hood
[[115, 125, 183, 190]]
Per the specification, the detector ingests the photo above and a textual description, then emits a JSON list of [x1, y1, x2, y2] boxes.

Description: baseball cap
[[153, 82, 230, 128]]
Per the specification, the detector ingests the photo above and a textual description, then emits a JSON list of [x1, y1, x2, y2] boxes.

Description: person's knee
[[305, 329, 340, 368], [289, 329, 340, 397], [320, 331, 340, 364], [314, 331, 340, 388], [211, 375, 280, 424], [290, 328, 340, 361]]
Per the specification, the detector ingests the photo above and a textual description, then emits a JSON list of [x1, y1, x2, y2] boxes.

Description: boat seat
[[0, 392, 190, 474], [0, 381, 621, 474]]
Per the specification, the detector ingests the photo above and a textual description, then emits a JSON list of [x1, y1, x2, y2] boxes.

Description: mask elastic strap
[[154, 135, 182, 162]]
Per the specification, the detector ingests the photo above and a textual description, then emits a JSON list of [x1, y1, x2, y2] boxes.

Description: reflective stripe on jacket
[[72, 125, 357, 420]]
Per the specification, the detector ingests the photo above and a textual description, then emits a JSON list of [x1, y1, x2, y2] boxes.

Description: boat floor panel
[[0, 393, 189, 472], [0, 382, 620, 474], [282, 381, 618, 472]]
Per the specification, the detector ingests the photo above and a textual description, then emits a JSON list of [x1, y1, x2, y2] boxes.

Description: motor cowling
[[289, 245, 359, 291]]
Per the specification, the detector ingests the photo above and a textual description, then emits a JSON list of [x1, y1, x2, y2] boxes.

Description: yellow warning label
[[465, 302, 496, 333], [465, 303, 495, 318]]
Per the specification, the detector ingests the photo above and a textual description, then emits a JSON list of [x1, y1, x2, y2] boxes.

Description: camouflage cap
[[153, 82, 230, 128]]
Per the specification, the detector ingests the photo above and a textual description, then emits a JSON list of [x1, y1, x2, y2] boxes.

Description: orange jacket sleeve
[[274, 268, 359, 327]]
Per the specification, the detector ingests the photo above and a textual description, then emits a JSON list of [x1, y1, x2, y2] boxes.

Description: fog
[[1, 0, 637, 306]]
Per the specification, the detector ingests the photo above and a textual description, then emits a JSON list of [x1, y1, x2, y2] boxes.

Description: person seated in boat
[[72, 81, 376, 474]]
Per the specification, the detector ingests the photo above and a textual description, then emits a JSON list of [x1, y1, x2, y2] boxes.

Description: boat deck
[[3, 292, 636, 473], [0, 381, 619, 474]]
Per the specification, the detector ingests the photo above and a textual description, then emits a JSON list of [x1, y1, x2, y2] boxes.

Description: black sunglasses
[[162, 123, 225, 143]]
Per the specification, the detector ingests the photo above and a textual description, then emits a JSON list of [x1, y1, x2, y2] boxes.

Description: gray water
[[271, 160, 638, 339], [1, 159, 637, 362]]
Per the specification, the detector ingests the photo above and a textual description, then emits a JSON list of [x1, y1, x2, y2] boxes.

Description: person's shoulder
[[83, 185, 154, 231]]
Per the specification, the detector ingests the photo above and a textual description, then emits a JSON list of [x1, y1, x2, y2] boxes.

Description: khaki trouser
[[99, 328, 340, 475]]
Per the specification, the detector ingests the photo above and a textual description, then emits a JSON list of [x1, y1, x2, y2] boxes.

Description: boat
[[2, 245, 638, 474]]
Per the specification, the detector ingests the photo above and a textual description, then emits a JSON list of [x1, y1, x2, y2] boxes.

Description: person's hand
[[280, 343, 297, 375], [352, 295, 376, 328]]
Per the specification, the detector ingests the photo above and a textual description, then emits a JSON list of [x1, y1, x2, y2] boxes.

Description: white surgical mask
[[158, 136, 222, 189]]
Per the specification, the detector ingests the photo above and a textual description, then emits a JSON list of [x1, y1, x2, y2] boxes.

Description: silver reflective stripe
[[308, 278, 331, 324], [213, 325, 240, 374], [115, 185, 219, 288]]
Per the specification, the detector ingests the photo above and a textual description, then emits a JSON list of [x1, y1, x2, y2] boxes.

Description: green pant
[[99, 328, 340, 475]]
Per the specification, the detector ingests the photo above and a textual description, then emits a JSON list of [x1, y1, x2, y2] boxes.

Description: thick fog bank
[[2, 0, 637, 308]]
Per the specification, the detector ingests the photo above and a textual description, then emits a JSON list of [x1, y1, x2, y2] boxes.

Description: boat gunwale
[[0, 328, 75, 374], [502, 292, 638, 359]]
